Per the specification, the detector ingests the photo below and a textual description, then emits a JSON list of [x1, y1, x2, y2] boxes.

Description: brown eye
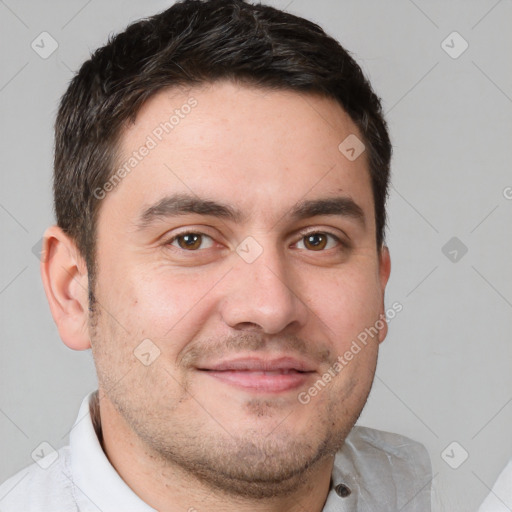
[[169, 233, 214, 251], [296, 232, 340, 251]]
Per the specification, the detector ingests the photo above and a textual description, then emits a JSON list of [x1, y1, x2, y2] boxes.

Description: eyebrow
[[136, 193, 365, 229]]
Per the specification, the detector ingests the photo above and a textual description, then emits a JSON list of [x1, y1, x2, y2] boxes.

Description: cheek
[[104, 265, 222, 350], [307, 269, 382, 339]]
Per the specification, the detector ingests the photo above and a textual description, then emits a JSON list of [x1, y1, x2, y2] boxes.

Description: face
[[88, 80, 390, 497]]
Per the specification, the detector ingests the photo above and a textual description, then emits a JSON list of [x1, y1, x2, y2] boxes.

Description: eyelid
[[164, 228, 218, 251], [294, 227, 349, 248]]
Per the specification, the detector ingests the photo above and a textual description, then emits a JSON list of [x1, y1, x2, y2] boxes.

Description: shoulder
[[0, 446, 78, 512], [346, 424, 432, 470], [333, 426, 432, 511]]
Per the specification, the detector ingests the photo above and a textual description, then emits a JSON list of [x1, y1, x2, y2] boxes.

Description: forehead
[[106, 80, 374, 229]]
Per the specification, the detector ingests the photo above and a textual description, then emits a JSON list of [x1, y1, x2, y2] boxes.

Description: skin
[[41, 80, 391, 512]]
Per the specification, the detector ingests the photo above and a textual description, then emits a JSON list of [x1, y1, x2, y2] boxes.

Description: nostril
[[234, 322, 263, 332]]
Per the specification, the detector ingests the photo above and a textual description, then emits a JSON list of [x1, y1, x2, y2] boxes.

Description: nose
[[219, 244, 309, 334]]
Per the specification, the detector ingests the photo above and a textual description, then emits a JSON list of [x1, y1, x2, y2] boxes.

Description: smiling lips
[[197, 356, 317, 393]]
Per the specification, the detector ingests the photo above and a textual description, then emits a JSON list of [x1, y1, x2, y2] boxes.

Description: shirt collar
[[69, 391, 156, 511]]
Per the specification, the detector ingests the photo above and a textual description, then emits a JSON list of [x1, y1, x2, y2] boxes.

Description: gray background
[[1, 0, 511, 510]]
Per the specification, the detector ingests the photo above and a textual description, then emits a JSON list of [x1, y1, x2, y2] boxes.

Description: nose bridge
[[219, 237, 308, 334]]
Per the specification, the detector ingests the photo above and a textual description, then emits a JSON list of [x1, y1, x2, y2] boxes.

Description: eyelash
[[294, 229, 345, 251], [165, 229, 347, 253]]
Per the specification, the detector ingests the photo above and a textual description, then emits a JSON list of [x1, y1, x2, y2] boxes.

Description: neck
[[96, 392, 334, 512]]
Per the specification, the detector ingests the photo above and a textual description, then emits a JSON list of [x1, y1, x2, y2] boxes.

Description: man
[[0, 0, 432, 510]]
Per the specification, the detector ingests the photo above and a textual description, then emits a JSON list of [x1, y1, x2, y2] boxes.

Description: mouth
[[196, 356, 317, 393]]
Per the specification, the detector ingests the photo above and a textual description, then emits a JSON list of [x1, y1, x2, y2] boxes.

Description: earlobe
[[377, 245, 391, 344], [40, 225, 91, 351]]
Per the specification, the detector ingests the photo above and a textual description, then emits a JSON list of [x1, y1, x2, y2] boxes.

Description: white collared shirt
[[0, 391, 432, 511]]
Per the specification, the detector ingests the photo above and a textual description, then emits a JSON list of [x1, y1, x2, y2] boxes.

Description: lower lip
[[201, 370, 314, 393]]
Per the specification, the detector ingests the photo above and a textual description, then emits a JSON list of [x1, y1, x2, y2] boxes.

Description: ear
[[40, 225, 91, 350], [376, 245, 391, 344]]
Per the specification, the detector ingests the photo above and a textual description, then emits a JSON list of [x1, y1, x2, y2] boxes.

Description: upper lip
[[197, 356, 317, 373]]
